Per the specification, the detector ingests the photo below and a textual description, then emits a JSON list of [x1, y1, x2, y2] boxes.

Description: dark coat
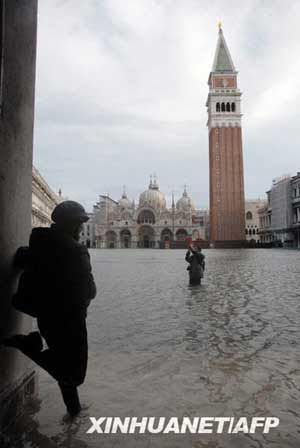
[[14, 225, 97, 319], [13, 225, 97, 386], [185, 250, 205, 285]]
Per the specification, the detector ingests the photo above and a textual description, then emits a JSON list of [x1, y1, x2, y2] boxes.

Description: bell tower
[[207, 23, 245, 247]]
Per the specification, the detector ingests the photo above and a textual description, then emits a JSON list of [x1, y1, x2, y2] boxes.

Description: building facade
[[269, 176, 293, 245], [258, 192, 272, 243], [82, 177, 209, 249], [291, 173, 300, 248], [245, 199, 266, 243], [32, 166, 61, 227], [207, 24, 245, 247], [258, 174, 300, 247], [80, 213, 94, 248]]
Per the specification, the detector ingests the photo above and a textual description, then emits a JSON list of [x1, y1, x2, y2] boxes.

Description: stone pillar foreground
[[0, 0, 38, 430]]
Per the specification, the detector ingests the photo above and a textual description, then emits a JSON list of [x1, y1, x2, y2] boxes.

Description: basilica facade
[[83, 176, 209, 249]]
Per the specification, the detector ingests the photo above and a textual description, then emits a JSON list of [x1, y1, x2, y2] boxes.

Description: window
[[246, 211, 253, 220], [221, 103, 225, 112], [216, 102, 220, 112], [231, 102, 236, 112], [226, 102, 230, 112]]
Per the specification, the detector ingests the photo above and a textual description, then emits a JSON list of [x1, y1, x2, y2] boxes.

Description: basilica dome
[[176, 187, 195, 211], [118, 189, 131, 209], [139, 176, 166, 210]]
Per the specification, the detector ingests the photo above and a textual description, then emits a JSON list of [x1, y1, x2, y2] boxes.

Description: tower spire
[[149, 175, 153, 189], [152, 173, 159, 190], [212, 24, 235, 73], [172, 190, 175, 209]]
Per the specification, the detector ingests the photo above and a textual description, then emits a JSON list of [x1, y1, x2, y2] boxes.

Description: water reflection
[[2, 249, 300, 447], [1, 397, 89, 448]]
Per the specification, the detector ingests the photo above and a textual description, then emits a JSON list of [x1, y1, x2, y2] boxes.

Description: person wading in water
[[2, 201, 97, 417], [185, 244, 205, 286]]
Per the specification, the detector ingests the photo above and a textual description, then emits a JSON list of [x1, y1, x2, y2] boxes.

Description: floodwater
[[2, 249, 300, 448]]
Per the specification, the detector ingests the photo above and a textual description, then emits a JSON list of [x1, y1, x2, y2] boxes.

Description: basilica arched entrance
[[161, 228, 173, 248], [138, 225, 155, 248], [176, 228, 188, 241], [137, 209, 155, 224], [120, 229, 131, 248], [106, 230, 117, 248]]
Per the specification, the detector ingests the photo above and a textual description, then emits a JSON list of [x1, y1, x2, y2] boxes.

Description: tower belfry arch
[[207, 24, 246, 247]]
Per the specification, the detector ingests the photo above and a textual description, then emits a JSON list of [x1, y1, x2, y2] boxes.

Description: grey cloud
[[34, 0, 300, 212]]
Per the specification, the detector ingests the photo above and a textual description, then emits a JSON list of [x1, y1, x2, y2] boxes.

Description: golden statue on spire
[[218, 21, 222, 30]]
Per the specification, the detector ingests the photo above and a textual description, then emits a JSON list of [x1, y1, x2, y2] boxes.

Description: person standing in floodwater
[[185, 245, 205, 286], [2, 201, 97, 417]]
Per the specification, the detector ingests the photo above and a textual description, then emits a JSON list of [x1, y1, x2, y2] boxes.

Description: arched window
[[175, 229, 188, 241], [226, 102, 230, 112], [231, 102, 235, 112], [216, 102, 220, 112], [221, 102, 225, 112], [138, 210, 155, 224], [245, 229, 248, 235], [249, 229, 252, 235], [246, 211, 253, 220]]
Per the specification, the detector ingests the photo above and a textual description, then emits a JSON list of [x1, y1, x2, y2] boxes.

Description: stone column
[[0, 0, 38, 429]]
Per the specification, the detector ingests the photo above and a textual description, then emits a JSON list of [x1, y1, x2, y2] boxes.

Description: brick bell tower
[[207, 23, 245, 247]]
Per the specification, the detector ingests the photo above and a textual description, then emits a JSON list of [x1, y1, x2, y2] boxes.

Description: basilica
[[83, 176, 209, 248]]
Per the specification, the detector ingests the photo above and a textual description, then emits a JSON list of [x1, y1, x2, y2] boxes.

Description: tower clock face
[[213, 76, 236, 89]]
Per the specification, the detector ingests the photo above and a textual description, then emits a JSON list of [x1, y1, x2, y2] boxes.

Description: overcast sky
[[33, 0, 300, 212]]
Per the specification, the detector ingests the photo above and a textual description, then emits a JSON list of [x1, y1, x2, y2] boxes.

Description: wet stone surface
[[2, 249, 300, 447]]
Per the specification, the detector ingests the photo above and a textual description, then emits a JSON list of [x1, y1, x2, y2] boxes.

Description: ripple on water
[[3, 249, 300, 448]]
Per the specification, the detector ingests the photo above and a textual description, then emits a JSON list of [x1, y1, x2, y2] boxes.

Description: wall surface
[[32, 166, 60, 228], [0, 0, 38, 429]]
